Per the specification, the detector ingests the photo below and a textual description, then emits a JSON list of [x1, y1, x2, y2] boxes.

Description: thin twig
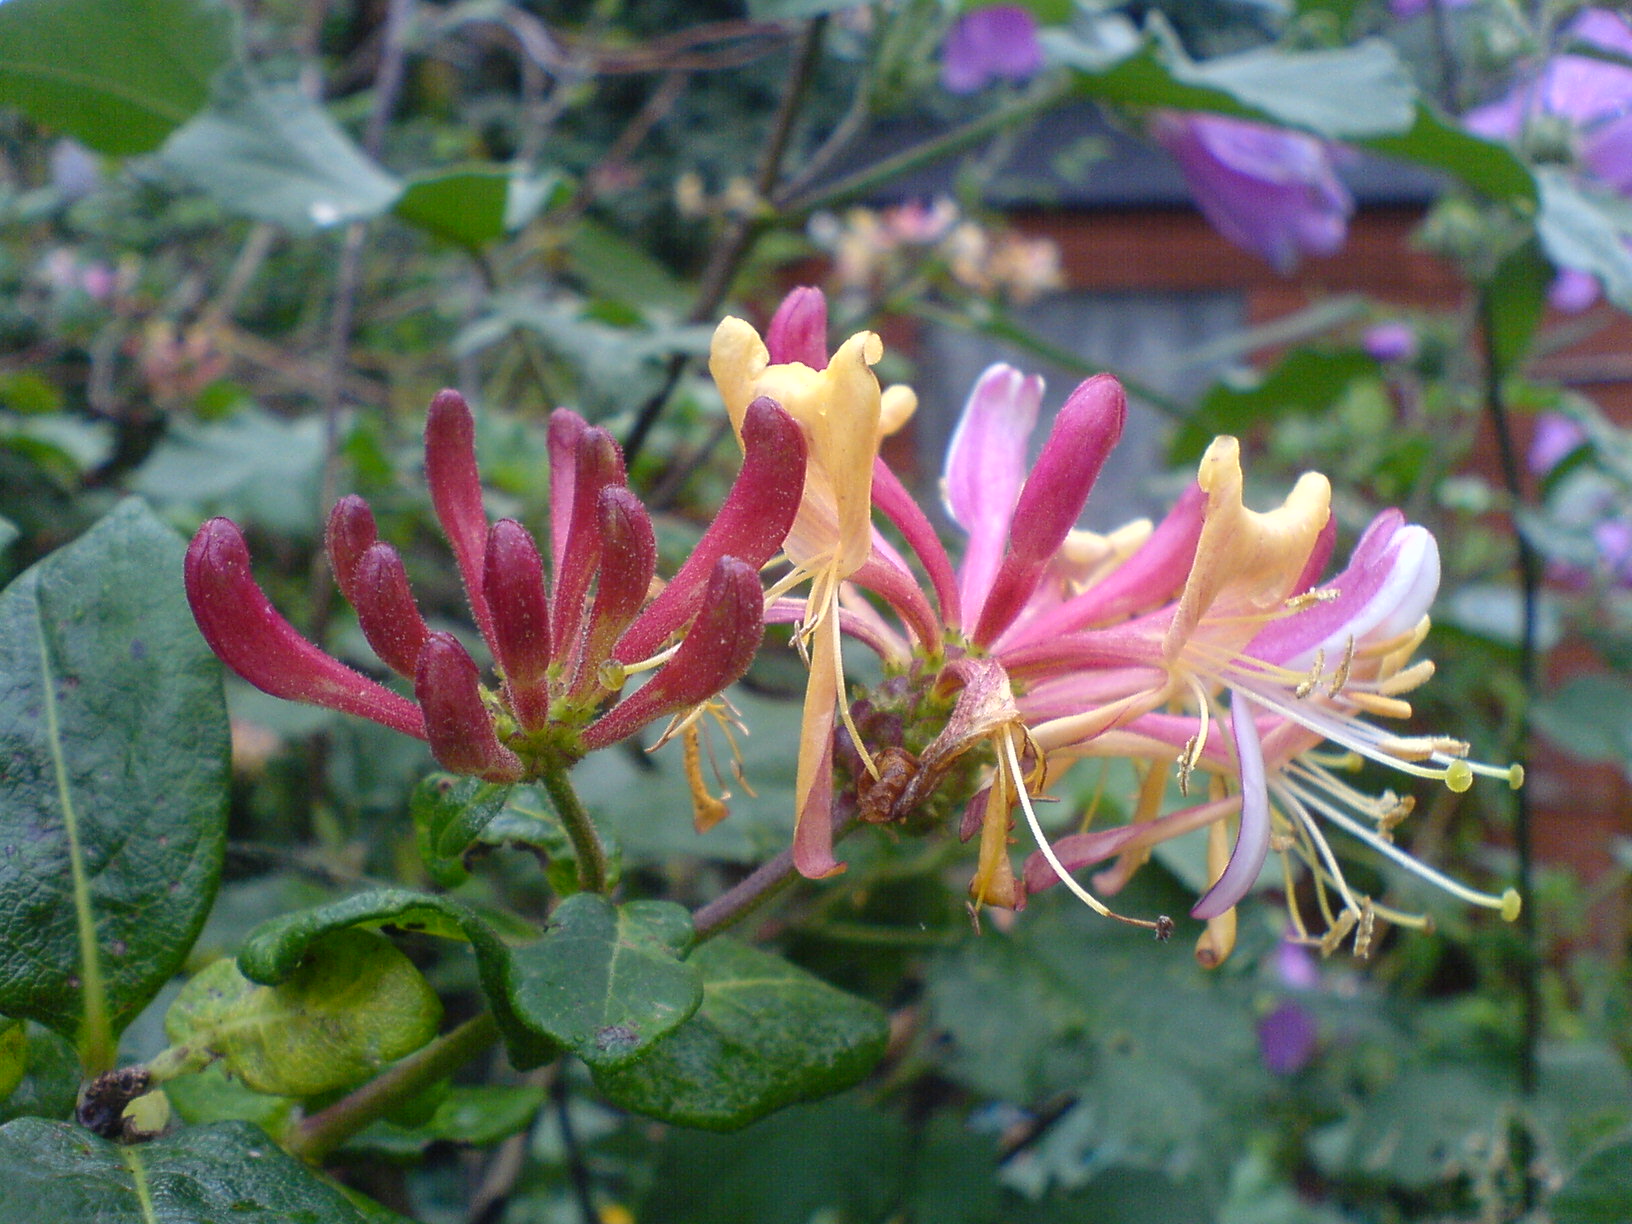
[[309, 0, 416, 637], [621, 17, 829, 466], [540, 761, 611, 894]]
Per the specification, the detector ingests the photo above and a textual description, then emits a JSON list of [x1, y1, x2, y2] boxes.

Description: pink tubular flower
[[185, 389, 806, 782], [941, 6, 1044, 95], [1151, 112, 1353, 273]]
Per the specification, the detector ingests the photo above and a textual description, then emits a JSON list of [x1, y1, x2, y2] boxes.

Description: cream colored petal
[[708, 317, 771, 436]]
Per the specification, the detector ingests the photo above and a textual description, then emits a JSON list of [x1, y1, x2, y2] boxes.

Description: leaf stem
[[286, 1011, 500, 1165], [539, 762, 610, 894], [692, 812, 857, 942]]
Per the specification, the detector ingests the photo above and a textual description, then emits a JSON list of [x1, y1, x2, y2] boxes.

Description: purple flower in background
[[1362, 321, 1419, 363], [1389, 0, 1474, 18], [1257, 1001, 1318, 1075], [1549, 266, 1603, 314], [1529, 412, 1588, 475], [941, 6, 1044, 94], [1151, 112, 1354, 273], [1465, 9, 1632, 195]]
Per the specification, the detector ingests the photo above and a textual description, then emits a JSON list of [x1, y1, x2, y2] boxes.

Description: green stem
[[540, 761, 610, 894], [1476, 289, 1540, 1099], [286, 1012, 500, 1165]]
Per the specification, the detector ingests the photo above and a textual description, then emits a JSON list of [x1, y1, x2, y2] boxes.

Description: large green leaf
[[392, 167, 569, 250], [0, 1025, 78, 1126], [0, 500, 228, 1070], [638, 1096, 911, 1224], [0, 1117, 388, 1223], [1553, 1135, 1632, 1224], [1364, 104, 1536, 204], [235, 887, 556, 1072], [1169, 349, 1377, 464], [503, 894, 702, 1070], [592, 938, 889, 1130], [165, 930, 442, 1098], [0, 0, 234, 156], [1536, 169, 1632, 313], [1533, 674, 1632, 777], [1051, 17, 1414, 139], [160, 67, 401, 232]]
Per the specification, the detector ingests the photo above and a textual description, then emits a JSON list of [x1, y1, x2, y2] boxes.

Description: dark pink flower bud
[[325, 495, 377, 607], [572, 487, 656, 693], [352, 542, 431, 679], [582, 557, 763, 749], [414, 632, 524, 782], [483, 519, 552, 732], [765, 287, 829, 368], [185, 518, 425, 740], [551, 427, 627, 649], [547, 409, 588, 575], [616, 397, 803, 663], [425, 389, 495, 649], [973, 374, 1126, 645]]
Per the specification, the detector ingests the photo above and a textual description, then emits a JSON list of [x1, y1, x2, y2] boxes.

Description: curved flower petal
[[944, 364, 1043, 623], [1191, 690, 1271, 920]]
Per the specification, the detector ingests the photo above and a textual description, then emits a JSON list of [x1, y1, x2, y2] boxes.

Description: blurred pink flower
[[1151, 112, 1353, 273], [1362, 321, 1419, 363], [941, 6, 1044, 95]]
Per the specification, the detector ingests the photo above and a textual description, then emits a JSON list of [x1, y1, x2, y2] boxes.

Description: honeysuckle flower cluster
[[185, 388, 806, 782], [185, 288, 1520, 965], [713, 287, 1520, 962]]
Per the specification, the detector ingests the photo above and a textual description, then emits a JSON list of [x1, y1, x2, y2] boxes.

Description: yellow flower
[[708, 316, 916, 877]]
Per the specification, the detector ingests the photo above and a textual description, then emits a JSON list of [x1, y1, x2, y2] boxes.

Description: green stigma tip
[[1444, 760, 1474, 793], [1500, 888, 1522, 922], [1508, 763, 1526, 790]]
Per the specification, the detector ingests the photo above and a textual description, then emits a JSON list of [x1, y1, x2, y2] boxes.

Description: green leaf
[[0, 1020, 24, 1102], [409, 775, 513, 887], [130, 407, 327, 540], [234, 887, 556, 1071], [1364, 104, 1536, 204], [163, 1061, 296, 1134], [0, 0, 235, 156], [165, 930, 441, 1098], [1536, 169, 1632, 313], [160, 67, 401, 232], [0, 500, 229, 1069], [392, 167, 569, 250], [0, 1024, 78, 1125], [639, 1096, 911, 1224], [1169, 349, 1377, 464], [344, 1083, 548, 1158], [1553, 1135, 1632, 1224], [593, 938, 889, 1130], [1053, 19, 1414, 139], [746, 0, 870, 17], [504, 893, 701, 1070], [1534, 674, 1632, 776], [0, 1116, 383, 1222]]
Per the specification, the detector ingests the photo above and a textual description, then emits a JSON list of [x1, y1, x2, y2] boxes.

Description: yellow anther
[[1345, 691, 1414, 720], [1295, 648, 1326, 698], [1507, 763, 1526, 790], [1327, 637, 1355, 696], [1500, 888, 1522, 922], [1379, 659, 1435, 695], [1354, 898, 1376, 959], [597, 660, 627, 691]]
